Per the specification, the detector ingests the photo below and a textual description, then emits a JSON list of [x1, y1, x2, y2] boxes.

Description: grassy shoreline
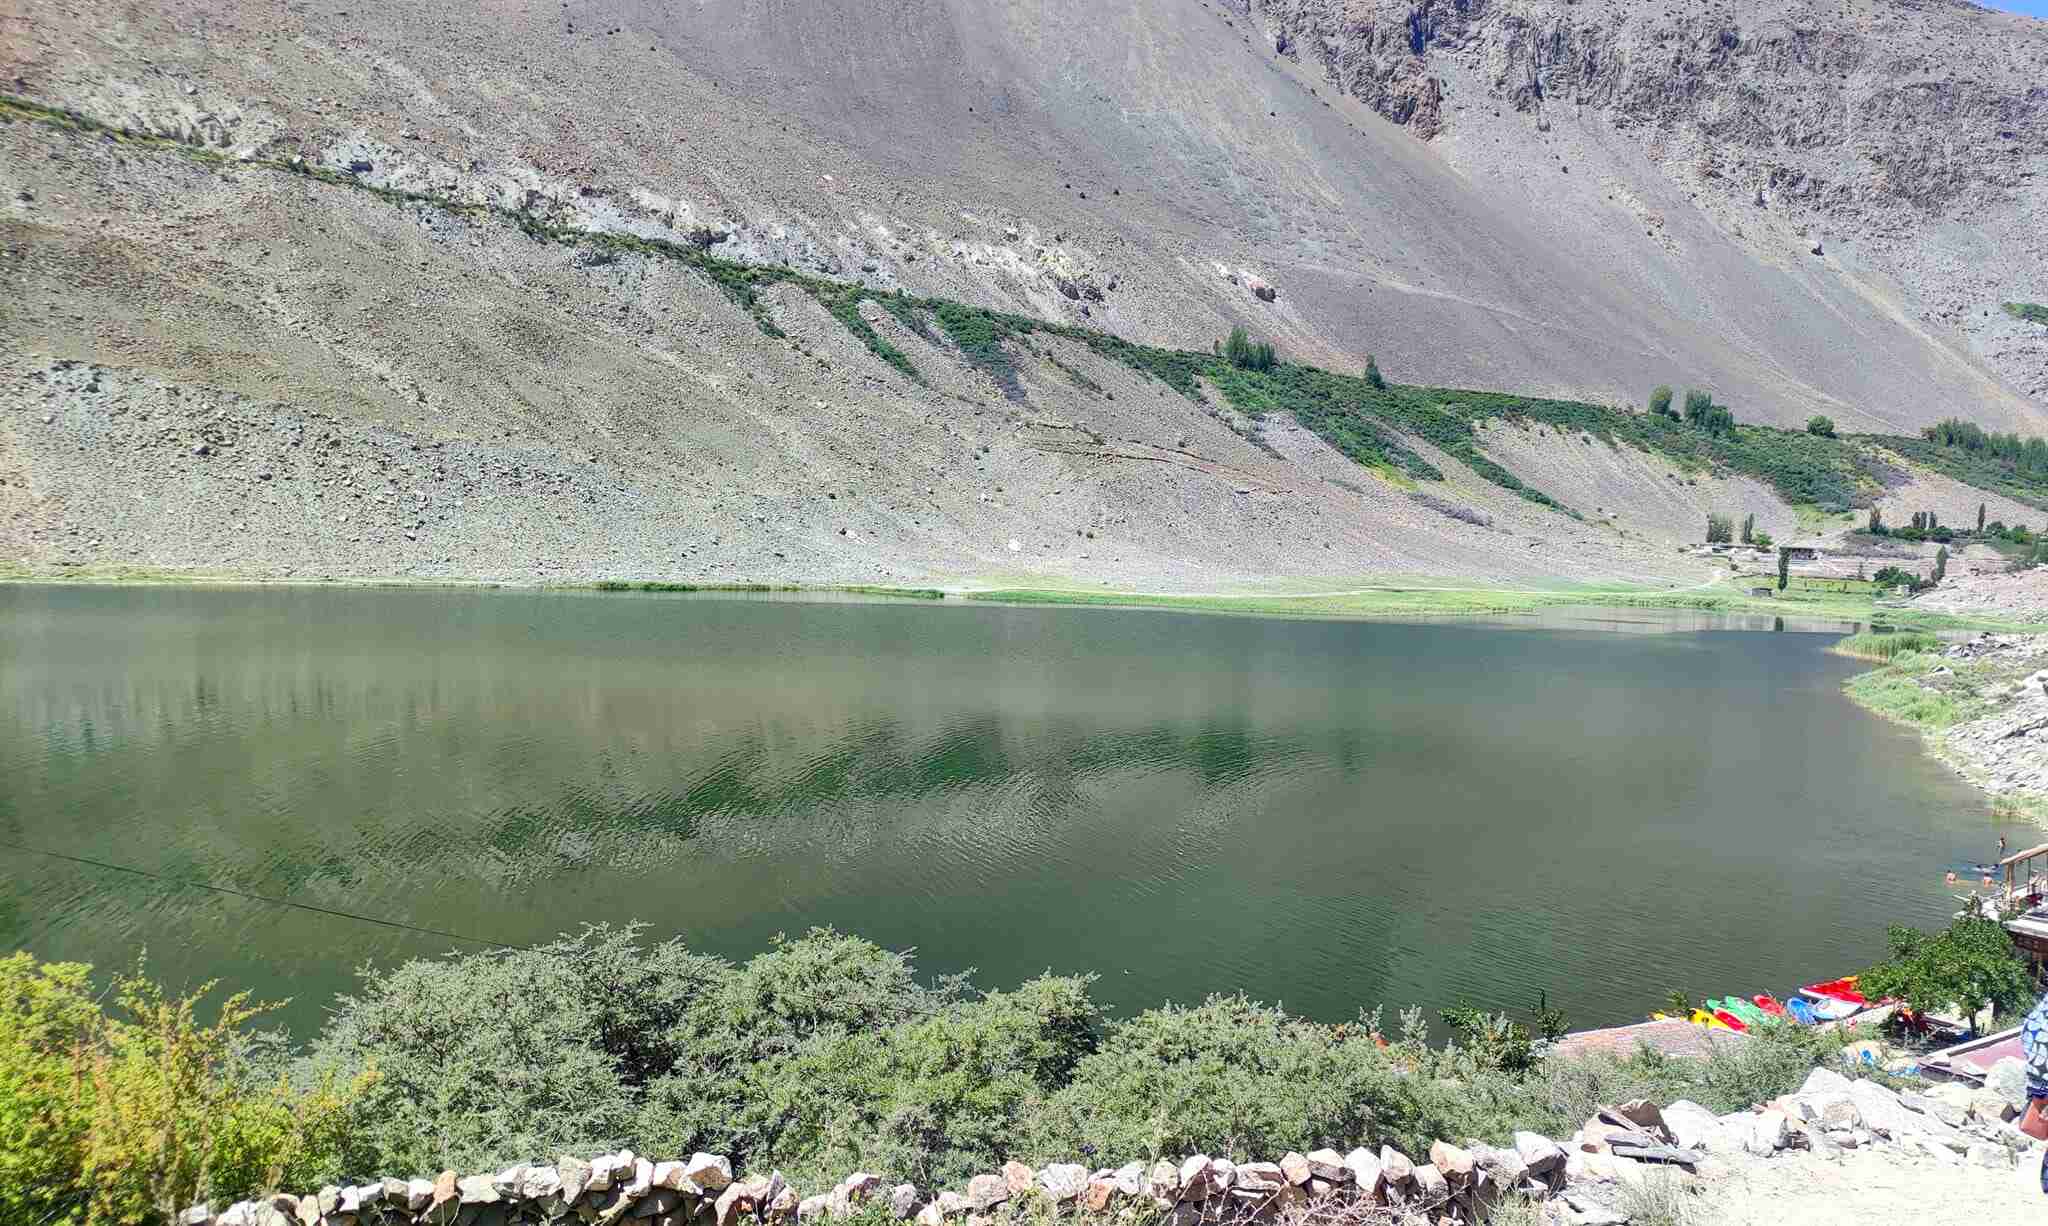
[[1836, 634, 2048, 828], [6, 567, 2044, 631]]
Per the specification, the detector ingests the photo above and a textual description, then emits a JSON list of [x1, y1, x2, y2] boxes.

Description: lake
[[0, 585, 1989, 1038]]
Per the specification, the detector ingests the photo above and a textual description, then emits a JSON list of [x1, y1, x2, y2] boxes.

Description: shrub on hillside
[[6, 929, 1882, 1205], [1648, 386, 1674, 418], [1705, 514, 1733, 544], [730, 976, 1101, 1189], [1221, 326, 1277, 372], [311, 924, 731, 1175], [1806, 415, 1836, 438], [314, 926, 981, 1179], [1029, 996, 1416, 1162], [0, 953, 356, 1226]]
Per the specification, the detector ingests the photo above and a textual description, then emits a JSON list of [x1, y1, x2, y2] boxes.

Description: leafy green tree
[[1979, 502, 1987, 532], [1868, 507, 1884, 534], [1682, 389, 1714, 425], [1858, 916, 2035, 1022], [1364, 354, 1386, 390], [1648, 386, 1674, 417], [1740, 513, 1755, 545], [1706, 514, 1733, 544], [1221, 326, 1275, 371], [1806, 415, 1836, 437], [1935, 545, 1948, 583], [1777, 546, 1791, 591]]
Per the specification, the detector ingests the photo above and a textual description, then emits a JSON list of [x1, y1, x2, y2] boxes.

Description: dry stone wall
[[185, 1134, 1574, 1226], [183, 1063, 2048, 1226]]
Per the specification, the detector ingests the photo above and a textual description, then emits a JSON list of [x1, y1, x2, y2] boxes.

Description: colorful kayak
[[1753, 994, 1788, 1017], [1688, 1008, 1726, 1029], [1805, 995, 1860, 1021], [1784, 998, 1818, 1025], [1802, 977, 1867, 1005], [1719, 998, 1771, 1027], [1710, 1007, 1749, 1032]]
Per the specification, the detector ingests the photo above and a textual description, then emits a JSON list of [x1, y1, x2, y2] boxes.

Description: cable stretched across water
[[0, 838, 516, 950]]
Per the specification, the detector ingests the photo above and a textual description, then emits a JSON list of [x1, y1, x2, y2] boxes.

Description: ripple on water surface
[[0, 586, 1990, 1036]]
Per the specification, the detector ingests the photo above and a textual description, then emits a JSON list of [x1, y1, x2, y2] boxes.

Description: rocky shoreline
[[181, 1066, 2045, 1226]]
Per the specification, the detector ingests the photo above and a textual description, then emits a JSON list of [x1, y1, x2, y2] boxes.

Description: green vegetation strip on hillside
[[2004, 302, 2048, 326], [2, 931, 1895, 1221], [966, 579, 2043, 632], [14, 92, 2048, 520]]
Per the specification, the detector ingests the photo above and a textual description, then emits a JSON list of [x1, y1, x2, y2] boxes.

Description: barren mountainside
[[1, 0, 2045, 586], [1242, 0, 2048, 397]]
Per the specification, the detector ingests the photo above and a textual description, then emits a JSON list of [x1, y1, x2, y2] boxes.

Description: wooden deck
[[1919, 1025, 2027, 1084]]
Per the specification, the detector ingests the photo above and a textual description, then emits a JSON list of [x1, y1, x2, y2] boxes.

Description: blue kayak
[[1785, 998, 1818, 1025]]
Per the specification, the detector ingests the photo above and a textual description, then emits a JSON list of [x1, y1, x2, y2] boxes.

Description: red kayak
[[1712, 1007, 1750, 1032], [1801, 977, 1868, 1006], [1753, 994, 1787, 1017]]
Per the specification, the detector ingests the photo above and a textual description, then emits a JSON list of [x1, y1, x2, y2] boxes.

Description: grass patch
[[963, 577, 2041, 632], [2004, 302, 2048, 326], [836, 584, 946, 600], [1843, 652, 1970, 729], [1832, 630, 1941, 662], [590, 580, 802, 593], [585, 581, 943, 599], [1611, 1173, 1707, 1226]]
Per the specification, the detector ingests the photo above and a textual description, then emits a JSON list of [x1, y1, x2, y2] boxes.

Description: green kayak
[[1716, 997, 1771, 1027]]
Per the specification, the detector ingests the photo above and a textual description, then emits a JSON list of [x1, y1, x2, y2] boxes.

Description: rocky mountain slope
[[1, 0, 2044, 587], [1241, 0, 2048, 402]]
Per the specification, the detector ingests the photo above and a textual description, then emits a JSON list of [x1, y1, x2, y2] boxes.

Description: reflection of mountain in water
[[0, 585, 1986, 1039]]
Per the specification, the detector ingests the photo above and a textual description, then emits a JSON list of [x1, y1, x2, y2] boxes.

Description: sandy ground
[[1711, 1144, 2044, 1225]]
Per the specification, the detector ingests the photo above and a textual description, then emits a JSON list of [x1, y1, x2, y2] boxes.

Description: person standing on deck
[[2027, 986, 2048, 1193]]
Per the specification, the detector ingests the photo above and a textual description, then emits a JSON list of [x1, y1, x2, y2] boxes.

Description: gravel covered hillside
[[1242, 0, 2048, 404], [2, 0, 2044, 585]]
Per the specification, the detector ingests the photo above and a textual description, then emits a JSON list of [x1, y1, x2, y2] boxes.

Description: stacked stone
[[185, 1133, 1581, 1226]]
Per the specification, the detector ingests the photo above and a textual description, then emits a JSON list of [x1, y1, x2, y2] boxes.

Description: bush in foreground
[[4, 931, 1885, 1217], [0, 953, 356, 1226]]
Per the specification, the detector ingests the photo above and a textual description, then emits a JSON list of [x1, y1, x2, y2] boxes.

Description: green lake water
[[0, 585, 1992, 1037]]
